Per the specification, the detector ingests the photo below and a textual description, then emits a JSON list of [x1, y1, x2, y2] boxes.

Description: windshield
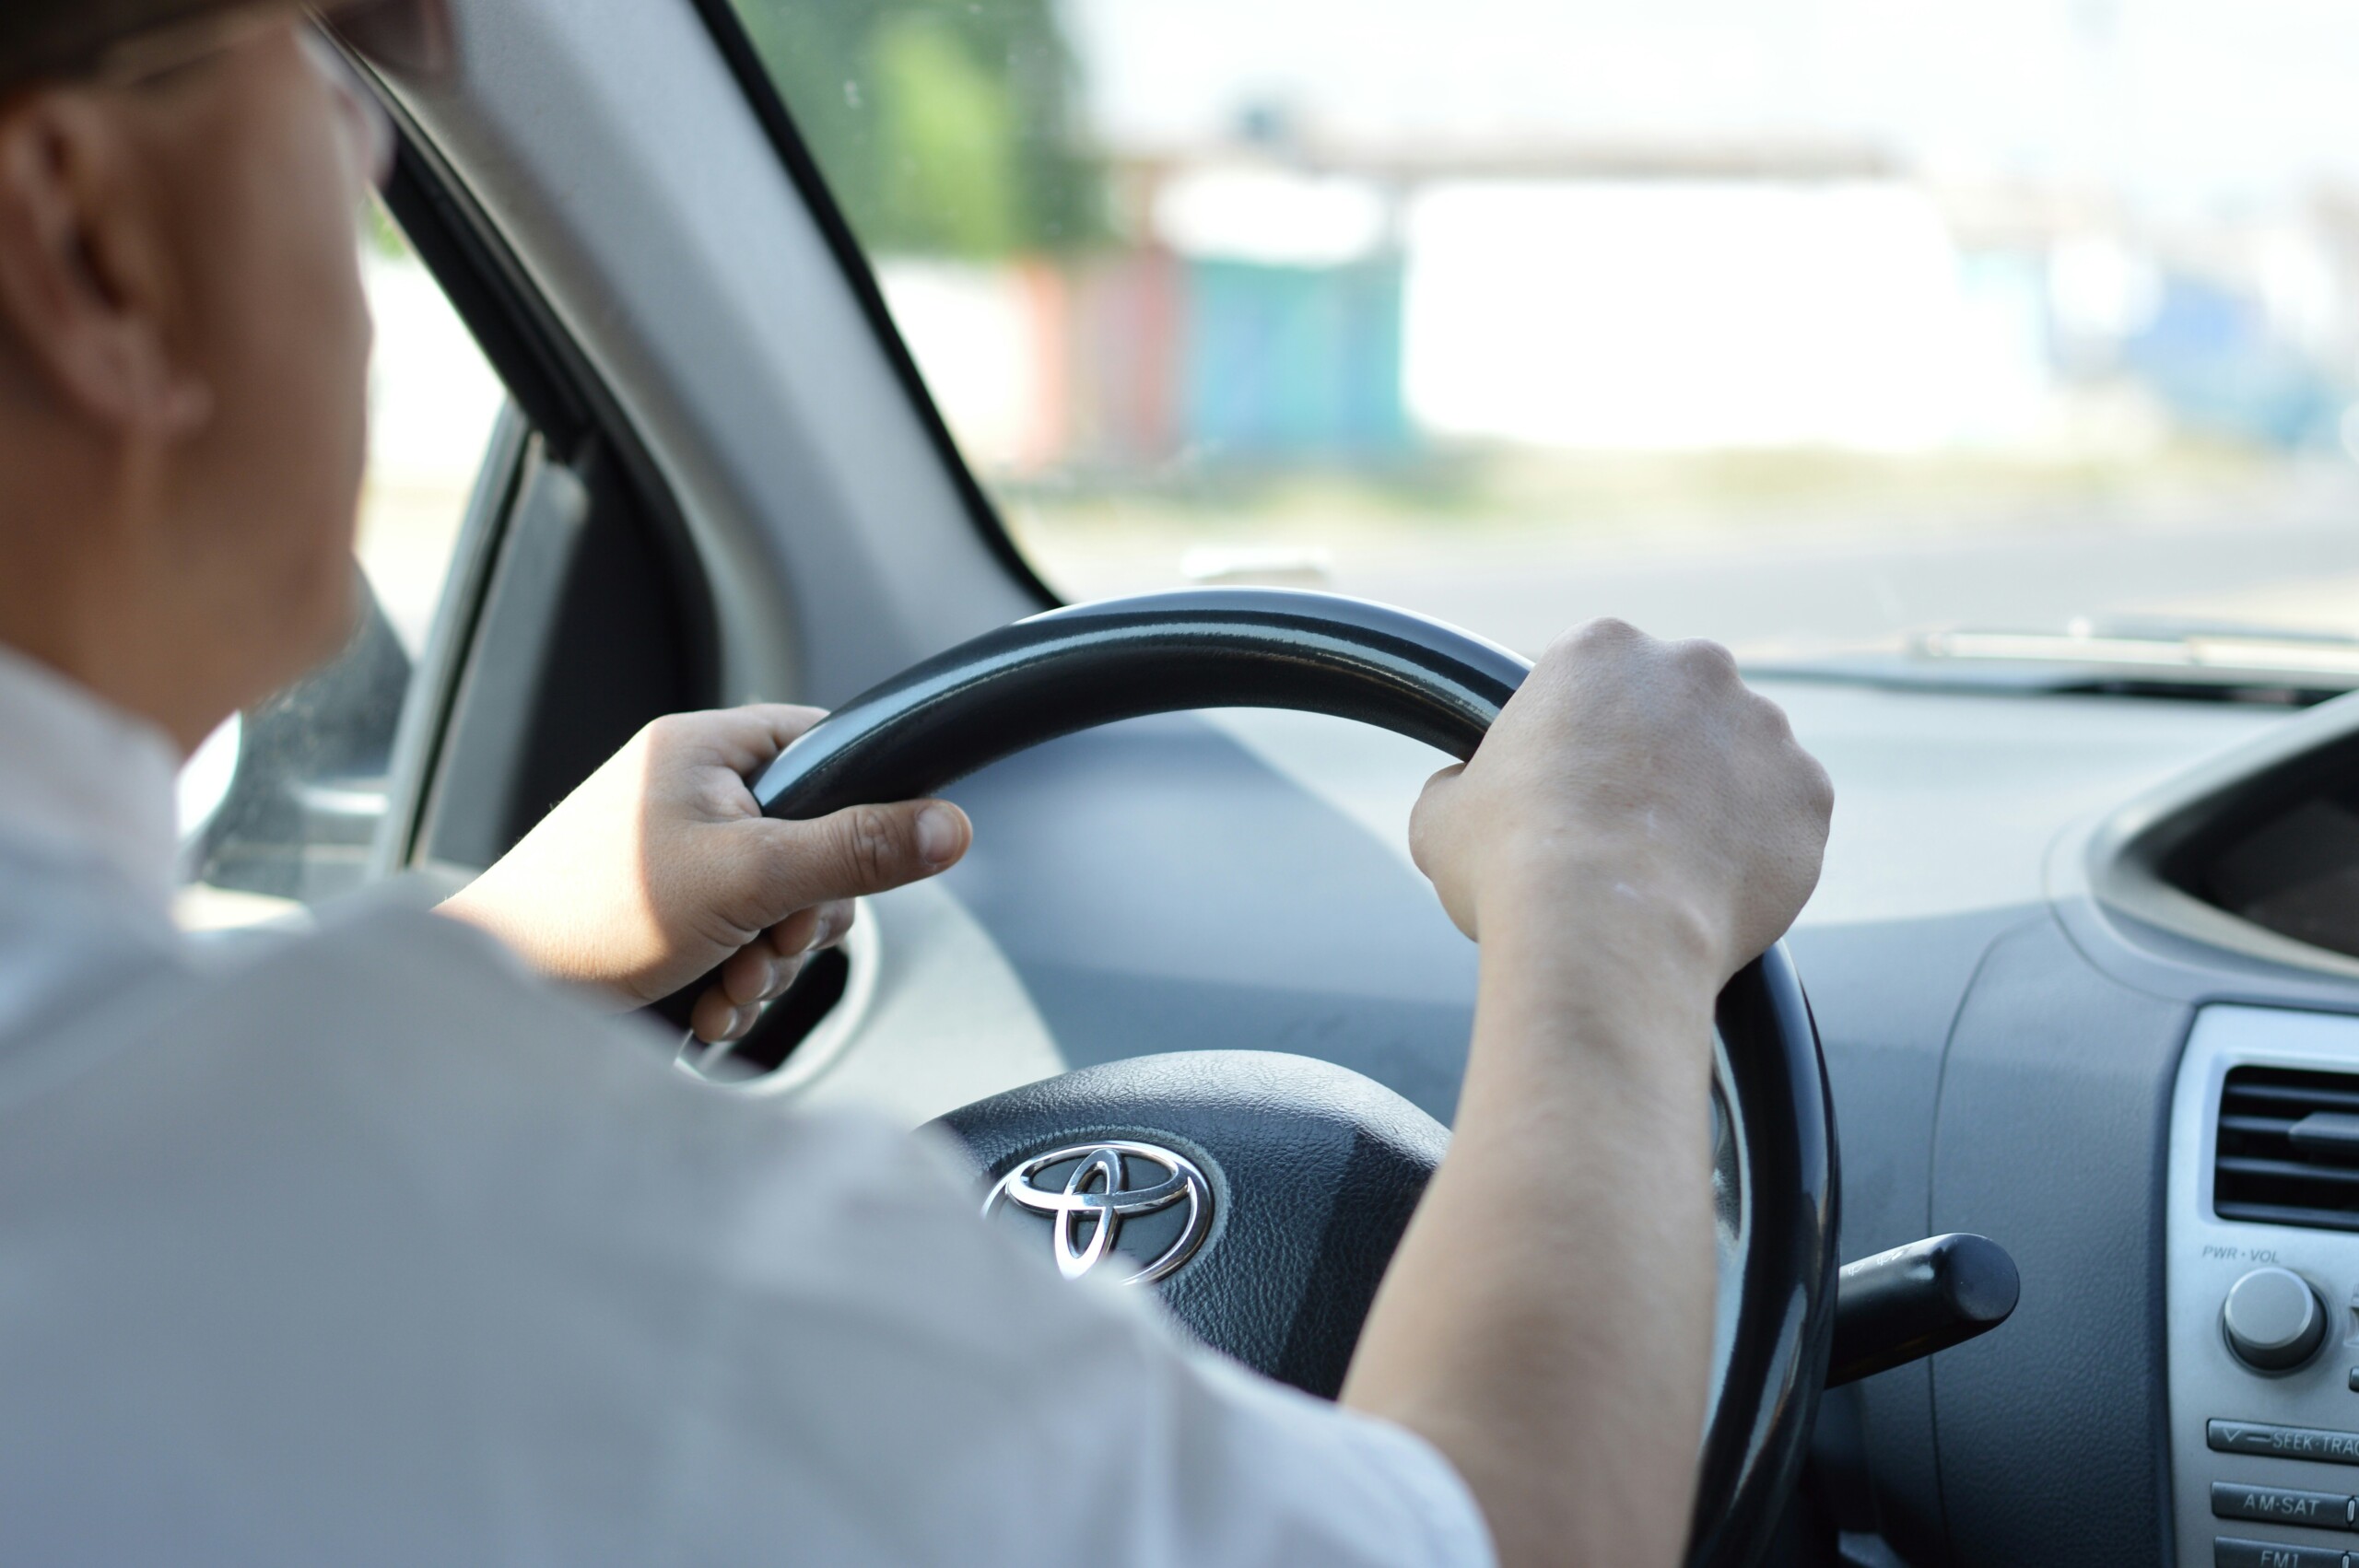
[[728, 0, 2359, 672]]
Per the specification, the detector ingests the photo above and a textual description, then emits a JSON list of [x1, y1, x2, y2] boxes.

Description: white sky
[[1065, 0, 2359, 216]]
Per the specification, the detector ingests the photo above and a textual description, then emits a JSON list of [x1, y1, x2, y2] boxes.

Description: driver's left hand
[[438, 705, 971, 1044]]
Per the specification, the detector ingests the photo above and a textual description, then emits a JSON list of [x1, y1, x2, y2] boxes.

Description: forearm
[[1343, 888, 1720, 1568]]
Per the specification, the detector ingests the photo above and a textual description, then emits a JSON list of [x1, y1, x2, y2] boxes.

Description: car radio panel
[[2172, 1008, 2359, 1568]]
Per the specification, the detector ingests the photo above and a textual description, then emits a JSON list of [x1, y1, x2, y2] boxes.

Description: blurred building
[[878, 134, 2359, 480]]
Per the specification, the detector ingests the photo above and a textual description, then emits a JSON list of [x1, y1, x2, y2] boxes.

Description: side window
[[175, 204, 511, 930]]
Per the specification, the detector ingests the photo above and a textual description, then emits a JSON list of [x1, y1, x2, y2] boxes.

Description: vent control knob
[[2223, 1268, 2329, 1373]]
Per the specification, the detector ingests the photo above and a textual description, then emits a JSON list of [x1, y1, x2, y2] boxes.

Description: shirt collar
[[0, 643, 182, 920]]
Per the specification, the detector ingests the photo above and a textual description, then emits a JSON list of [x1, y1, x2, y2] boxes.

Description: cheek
[[196, 204, 374, 672], [277, 166, 375, 446], [233, 146, 375, 519], [220, 77, 375, 420], [236, 232, 370, 588]]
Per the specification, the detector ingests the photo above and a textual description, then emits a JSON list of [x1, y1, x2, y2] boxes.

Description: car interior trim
[[684, 907, 884, 1096], [2083, 695, 2359, 984]]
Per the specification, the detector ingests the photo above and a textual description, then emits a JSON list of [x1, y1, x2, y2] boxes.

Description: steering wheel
[[749, 589, 1839, 1568]]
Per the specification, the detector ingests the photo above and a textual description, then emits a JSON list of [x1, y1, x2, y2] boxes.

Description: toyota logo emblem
[[982, 1141, 1214, 1284]]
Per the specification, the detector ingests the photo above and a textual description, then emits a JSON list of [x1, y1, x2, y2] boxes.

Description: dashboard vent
[[2218, 1066, 2359, 1231]]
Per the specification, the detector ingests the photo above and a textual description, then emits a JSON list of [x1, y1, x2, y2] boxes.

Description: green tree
[[733, 0, 1103, 259]]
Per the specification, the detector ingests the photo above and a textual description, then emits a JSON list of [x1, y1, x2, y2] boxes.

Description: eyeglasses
[[89, 0, 454, 89], [316, 0, 454, 80]]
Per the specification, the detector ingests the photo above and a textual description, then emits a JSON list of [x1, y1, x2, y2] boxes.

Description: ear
[[0, 92, 211, 437]]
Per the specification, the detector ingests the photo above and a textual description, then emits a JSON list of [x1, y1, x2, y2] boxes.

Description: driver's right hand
[[1407, 618, 1835, 988]]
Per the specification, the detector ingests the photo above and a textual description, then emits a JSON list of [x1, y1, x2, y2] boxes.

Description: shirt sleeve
[[0, 904, 1496, 1568]]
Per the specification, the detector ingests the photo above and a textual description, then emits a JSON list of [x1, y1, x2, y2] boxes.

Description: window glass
[[175, 205, 510, 930], [734, 0, 2359, 674]]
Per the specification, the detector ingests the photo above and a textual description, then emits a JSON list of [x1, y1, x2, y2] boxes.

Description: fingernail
[[916, 804, 961, 867]]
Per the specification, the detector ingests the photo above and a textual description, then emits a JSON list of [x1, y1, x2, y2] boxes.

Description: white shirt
[[0, 650, 1494, 1567]]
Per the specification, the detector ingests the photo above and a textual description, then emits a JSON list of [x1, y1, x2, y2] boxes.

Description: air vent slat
[[2220, 1114, 2301, 1137], [2216, 1201, 2359, 1234], [2218, 1154, 2359, 1188], [2217, 1066, 2359, 1230], [2224, 1080, 2359, 1116]]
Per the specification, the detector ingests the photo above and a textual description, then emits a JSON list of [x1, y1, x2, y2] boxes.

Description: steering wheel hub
[[983, 1140, 1215, 1284]]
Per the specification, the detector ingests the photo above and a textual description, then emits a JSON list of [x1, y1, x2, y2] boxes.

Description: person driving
[[0, 2, 1834, 1564]]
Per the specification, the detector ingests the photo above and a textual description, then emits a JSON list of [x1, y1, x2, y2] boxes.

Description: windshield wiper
[[1752, 618, 2359, 708]]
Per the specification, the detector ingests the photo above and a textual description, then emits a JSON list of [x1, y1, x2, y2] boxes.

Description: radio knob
[[2223, 1267, 2329, 1373]]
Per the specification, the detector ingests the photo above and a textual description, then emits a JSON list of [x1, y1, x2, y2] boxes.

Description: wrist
[[435, 883, 643, 1012], [1461, 851, 1724, 1088], [1474, 848, 1728, 987]]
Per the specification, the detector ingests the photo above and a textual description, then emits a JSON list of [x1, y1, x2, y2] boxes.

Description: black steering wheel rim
[[756, 589, 1838, 1568], [749, 589, 1531, 818]]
